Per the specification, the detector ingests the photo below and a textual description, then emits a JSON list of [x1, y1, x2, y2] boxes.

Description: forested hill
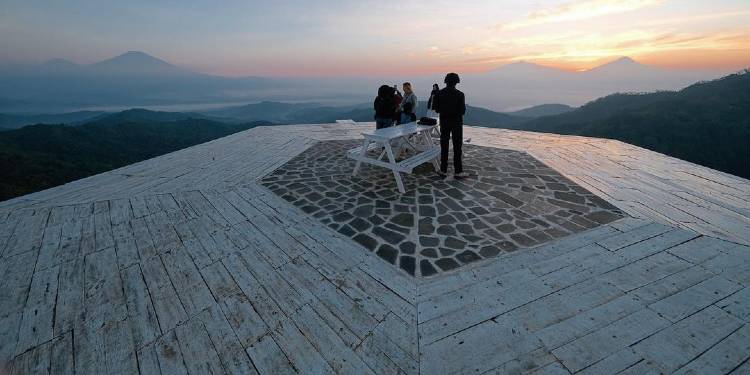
[[0, 118, 269, 201], [512, 70, 750, 179]]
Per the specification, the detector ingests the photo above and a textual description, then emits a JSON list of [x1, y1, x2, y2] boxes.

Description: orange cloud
[[498, 0, 665, 30]]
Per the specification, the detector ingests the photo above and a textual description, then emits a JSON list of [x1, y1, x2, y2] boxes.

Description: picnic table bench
[[347, 122, 440, 193]]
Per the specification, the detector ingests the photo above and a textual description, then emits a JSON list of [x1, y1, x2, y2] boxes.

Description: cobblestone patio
[[260, 139, 624, 277]]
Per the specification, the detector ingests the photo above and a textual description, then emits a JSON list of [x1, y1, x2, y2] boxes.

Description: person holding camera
[[374, 85, 396, 129]]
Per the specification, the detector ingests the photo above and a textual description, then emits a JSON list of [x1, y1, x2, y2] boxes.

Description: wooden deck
[[1, 122, 749, 374]]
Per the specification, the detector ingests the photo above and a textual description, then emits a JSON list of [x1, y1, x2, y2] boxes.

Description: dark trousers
[[439, 118, 463, 174]]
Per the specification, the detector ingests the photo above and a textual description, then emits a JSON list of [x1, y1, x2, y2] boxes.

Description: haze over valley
[[0, 51, 729, 113]]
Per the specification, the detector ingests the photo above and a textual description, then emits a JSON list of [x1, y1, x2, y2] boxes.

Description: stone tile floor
[[260, 139, 624, 277]]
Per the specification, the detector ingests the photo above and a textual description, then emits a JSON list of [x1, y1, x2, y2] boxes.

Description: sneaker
[[454, 172, 469, 179], [437, 171, 448, 179]]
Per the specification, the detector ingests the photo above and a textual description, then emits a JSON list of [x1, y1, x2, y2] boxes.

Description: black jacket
[[433, 86, 465, 118], [427, 89, 439, 110], [374, 85, 396, 119]]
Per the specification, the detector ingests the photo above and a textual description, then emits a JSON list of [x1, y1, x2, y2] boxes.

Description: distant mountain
[[0, 52, 728, 113], [205, 101, 325, 123], [507, 104, 574, 118], [457, 57, 726, 111], [0, 111, 107, 129], [87, 108, 224, 125], [203, 101, 527, 127], [90, 51, 187, 75], [0, 116, 270, 201], [0, 51, 280, 113], [510, 70, 750, 179]]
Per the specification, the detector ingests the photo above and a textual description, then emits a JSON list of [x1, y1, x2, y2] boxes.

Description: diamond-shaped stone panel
[[260, 139, 624, 277]]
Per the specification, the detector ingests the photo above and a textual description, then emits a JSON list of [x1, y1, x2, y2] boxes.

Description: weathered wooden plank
[[144, 211, 182, 255], [269, 317, 335, 374], [597, 251, 692, 292], [15, 265, 60, 355], [633, 306, 744, 373], [108, 198, 133, 226], [34, 222, 62, 271], [81, 248, 127, 329], [103, 318, 139, 374], [0, 209, 31, 255], [232, 220, 291, 269], [159, 245, 214, 317], [282, 256, 381, 343], [628, 265, 714, 305], [649, 275, 742, 322], [174, 317, 225, 374], [701, 250, 750, 286], [577, 348, 642, 375], [245, 334, 295, 375], [203, 190, 249, 225], [535, 294, 643, 350], [135, 342, 161, 375], [418, 268, 536, 323], [596, 222, 673, 251], [93, 200, 115, 252], [198, 304, 260, 374], [129, 195, 150, 219], [139, 255, 188, 331], [222, 255, 288, 330], [130, 217, 158, 260], [421, 314, 543, 374], [673, 324, 750, 375], [290, 304, 374, 374], [111, 222, 139, 269], [2, 207, 49, 257], [49, 331, 75, 375], [419, 277, 557, 345], [57, 212, 82, 263], [236, 249, 314, 314], [78, 214, 96, 256], [0, 250, 39, 363], [552, 308, 670, 373], [505, 280, 625, 334], [11, 339, 51, 375], [666, 235, 735, 264], [369, 313, 419, 374], [172, 220, 216, 269], [614, 228, 700, 262], [178, 190, 230, 228], [154, 330, 189, 375], [73, 324, 106, 374], [200, 261, 269, 347], [121, 264, 161, 349]]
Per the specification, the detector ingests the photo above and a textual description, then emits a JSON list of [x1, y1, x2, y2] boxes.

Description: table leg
[[353, 138, 369, 176], [422, 130, 441, 172], [384, 142, 406, 194]]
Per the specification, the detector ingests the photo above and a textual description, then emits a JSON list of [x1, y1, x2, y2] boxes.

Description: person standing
[[426, 83, 439, 114], [433, 73, 467, 179], [374, 85, 395, 129], [399, 82, 418, 124], [392, 85, 403, 124]]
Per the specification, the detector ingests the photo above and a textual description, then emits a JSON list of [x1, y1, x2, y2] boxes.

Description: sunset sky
[[1, 0, 749, 76]]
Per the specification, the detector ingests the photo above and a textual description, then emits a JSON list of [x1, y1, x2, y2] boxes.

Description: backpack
[[418, 117, 437, 125]]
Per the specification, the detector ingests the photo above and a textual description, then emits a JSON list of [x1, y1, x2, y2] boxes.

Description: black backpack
[[417, 117, 437, 125]]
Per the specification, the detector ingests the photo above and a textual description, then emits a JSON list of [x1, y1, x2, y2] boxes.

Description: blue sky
[[1, 0, 749, 76]]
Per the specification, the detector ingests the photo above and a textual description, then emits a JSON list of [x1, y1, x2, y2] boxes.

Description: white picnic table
[[347, 122, 440, 193]]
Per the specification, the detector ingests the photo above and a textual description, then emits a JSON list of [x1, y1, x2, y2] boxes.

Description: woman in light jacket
[[399, 82, 418, 124]]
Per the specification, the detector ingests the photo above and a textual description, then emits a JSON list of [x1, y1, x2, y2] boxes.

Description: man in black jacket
[[433, 73, 467, 179]]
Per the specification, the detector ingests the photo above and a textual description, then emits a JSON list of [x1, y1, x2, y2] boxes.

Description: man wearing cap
[[432, 72, 467, 179]]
